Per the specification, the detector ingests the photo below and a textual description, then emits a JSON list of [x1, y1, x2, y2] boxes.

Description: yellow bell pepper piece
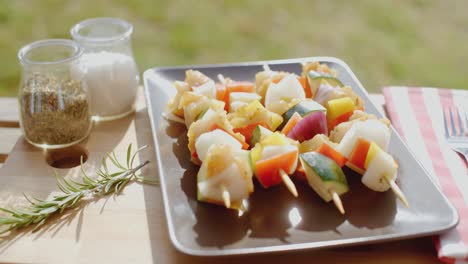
[[364, 142, 382, 169], [327, 97, 355, 120]]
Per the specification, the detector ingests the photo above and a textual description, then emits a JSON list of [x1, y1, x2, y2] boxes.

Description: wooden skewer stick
[[217, 74, 226, 84], [330, 190, 345, 215], [263, 64, 271, 71], [384, 177, 410, 208], [279, 169, 298, 197], [221, 185, 231, 209]]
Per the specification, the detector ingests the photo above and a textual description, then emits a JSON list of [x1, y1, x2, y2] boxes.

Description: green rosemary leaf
[[117, 178, 131, 194], [70, 193, 82, 207], [104, 179, 118, 194], [32, 215, 45, 224], [135, 175, 160, 185], [112, 151, 123, 167], [22, 217, 34, 228], [55, 173, 71, 194], [56, 181, 71, 194], [62, 178, 80, 193], [102, 155, 109, 174], [22, 193, 38, 206], [109, 171, 125, 178], [32, 218, 47, 232], [109, 152, 126, 170], [57, 193, 80, 207], [114, 181, 122, 194], [130, 145, 148, 168], [80, 155, 90, 179], [51, 194, 70, 202], [83, 174, 97, 187], [32, 197, 45, 203], [126, 144, 132, 168], [33, 201, 61, 209], [69, 178, 89, 189], [0, 207, 17, 215], [38, 206, 58, 215], [13, 209, 42, 217], [96, 170, 106, 178], [0, 217, 24, 225]]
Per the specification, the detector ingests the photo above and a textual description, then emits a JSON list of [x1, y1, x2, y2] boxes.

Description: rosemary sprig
[[0, 144, 158, 234]]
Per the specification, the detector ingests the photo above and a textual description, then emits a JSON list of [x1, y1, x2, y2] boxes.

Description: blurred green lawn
[[0, 0, 467, 96]]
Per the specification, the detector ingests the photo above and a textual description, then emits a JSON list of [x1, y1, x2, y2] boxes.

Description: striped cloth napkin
[[383, 87, 468, 264]]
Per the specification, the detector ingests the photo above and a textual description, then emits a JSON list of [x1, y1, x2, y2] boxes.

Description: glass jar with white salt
[[70, 17, 139, 121]]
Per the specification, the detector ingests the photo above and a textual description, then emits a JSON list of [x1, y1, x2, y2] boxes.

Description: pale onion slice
[[361, 151, 397, 192], [314, 82, 337, 105], [264, 74, 305, 114], [195, 129, 242, 162], [338, 119, 390, 158]]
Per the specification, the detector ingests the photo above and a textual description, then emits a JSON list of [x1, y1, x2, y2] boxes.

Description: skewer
[[217, 74, 227, 84], [262, 64, 271, 71], [384, 177, 409, 208], [221, 185, 231, 209], [330, 190, 345, 214], [279, 169, 298, 197]]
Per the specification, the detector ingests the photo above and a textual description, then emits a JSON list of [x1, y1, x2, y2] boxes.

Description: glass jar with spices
[[70, 17, 139, 121], [18, 39, 92, 149]]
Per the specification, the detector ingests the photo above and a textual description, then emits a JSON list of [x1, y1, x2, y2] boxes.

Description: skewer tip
[[221, 185, 231, 209], [279, 169, 298, 197], [386, 178, 410, 208], [217, 74, 226, 84], [331, 191, 345, 215]]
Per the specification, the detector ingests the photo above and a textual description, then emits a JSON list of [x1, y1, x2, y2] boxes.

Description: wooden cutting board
[[0, 90, 441, 263]]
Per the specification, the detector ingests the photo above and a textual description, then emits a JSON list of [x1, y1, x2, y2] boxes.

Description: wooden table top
[[0, 89, 441, 263]]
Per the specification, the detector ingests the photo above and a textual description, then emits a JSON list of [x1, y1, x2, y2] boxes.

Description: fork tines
[[444, 106, 467, 139]]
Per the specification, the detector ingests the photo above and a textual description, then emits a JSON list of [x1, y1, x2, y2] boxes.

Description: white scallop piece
[[197, 162, 250, 203], [195, 129, 242, 161], [265, 74, 305, 114], [361, 151, 397, 192]]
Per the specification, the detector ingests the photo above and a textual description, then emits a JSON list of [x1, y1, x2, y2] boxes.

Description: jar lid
[[70, 17, 133, 45]]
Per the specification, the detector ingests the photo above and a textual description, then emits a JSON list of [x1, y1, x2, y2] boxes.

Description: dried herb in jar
[[20, 73, 91, 146]]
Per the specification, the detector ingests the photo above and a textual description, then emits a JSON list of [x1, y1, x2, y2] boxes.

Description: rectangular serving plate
[[143, 57, 458, 256]]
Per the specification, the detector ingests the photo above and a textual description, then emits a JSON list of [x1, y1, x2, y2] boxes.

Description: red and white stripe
[[383, 87, 468, 264]]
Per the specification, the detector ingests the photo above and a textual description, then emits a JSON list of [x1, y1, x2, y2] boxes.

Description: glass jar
[[70, 17, 139, 121], [18, 39, 92, 149]]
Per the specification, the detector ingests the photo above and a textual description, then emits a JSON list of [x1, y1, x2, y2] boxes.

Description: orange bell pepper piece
[[316, 143, 347, 167], [348, 138, 371, 170], [255, 151, 298, 188], [328, 111, 354, 130]]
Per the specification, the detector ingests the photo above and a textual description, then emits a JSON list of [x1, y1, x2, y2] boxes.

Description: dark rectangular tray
[[143, 57, 458, 256]]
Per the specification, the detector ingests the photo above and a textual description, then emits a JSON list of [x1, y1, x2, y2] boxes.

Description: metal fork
[[443, 106, 468, 162]]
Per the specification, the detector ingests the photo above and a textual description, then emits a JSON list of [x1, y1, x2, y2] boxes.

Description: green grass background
[[1, 0, 467, 96]]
